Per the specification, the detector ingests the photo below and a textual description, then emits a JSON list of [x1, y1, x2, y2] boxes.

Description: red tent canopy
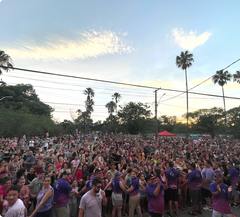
[[159, 130, 176, 137]]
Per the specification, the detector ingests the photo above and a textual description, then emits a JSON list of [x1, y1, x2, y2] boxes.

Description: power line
[[44, 101, 106, 107], [161, 57, 240, 102], [5, 75, 153, 96], [7, 82, 153, 98], [2, 66, 240, 100]]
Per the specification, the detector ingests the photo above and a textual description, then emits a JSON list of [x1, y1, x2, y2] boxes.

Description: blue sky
[[1, 0, 239, 121]]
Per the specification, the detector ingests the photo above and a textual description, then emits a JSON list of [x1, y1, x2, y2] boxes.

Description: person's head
[[29, 167, 35, 174], [4, 177, 12, 189], [189, 162, 196, 170], [63, 162, 69, 169], [60, 171, 68, 179], [58, 155, 64, 163], [131, 169, 137, 178], [92, 177, 102, 194], [72, 179, 78, 187], [139, 173, 145, 181], [206, 160, 212, 168], [146, 174, 155, 184], [6, 186, 19, 206], [215, 172, 223, 184], [17, 176, 26, 187], [43, 175, 51, 188], [169, 161, 174, 168], [110, 162, 116, 170], [94, 168, 103, 179]]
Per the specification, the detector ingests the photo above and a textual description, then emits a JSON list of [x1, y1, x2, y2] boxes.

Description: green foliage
[[188, 107, 224, 138], [227, 106, 240, 138], [0, 84, 53, 116], [0, 108, 57, 137], [105, 101, 117, 115], [176, 51, 194, 70], [0, 50, 13, 75], [118, 102, 152, 134], [233, 71, 240, 83]]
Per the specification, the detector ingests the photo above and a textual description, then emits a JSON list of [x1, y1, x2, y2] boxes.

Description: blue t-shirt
[[129, 177, 139, 196], [209, 182, 231, 214], [54, 178, 72, 207], [165, 168, 179, 189], [112, 178, 122, 193], [146, 183, 164, 214], [187, 169, 202, 190]]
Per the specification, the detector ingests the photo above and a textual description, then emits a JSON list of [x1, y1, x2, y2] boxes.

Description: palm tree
[[0, 50, 13, 75], [176, 51, 194, 135], [106, 101, 117, 116], [112, 92, 121, 113], [212, 70, 232, 125], [84, 88, 95, 115], [233, 71, 240, 83]]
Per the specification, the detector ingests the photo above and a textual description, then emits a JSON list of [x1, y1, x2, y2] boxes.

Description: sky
[[0, 0, 239, 122]]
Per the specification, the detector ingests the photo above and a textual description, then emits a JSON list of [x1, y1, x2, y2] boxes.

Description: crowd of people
[[0, 134, 239, 217]]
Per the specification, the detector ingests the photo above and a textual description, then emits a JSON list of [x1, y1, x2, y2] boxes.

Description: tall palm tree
[[105, 101, 117, 116], [83, 88, 95, 115], [112, 92, 121, 113], [176, 51, 194, 134], [212, 70, 232, 125], [0, 50, 13, 75], [233, 71, 240, 84]]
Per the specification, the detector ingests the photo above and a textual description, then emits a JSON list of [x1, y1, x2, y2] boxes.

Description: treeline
[[1, 84, 240, 138]]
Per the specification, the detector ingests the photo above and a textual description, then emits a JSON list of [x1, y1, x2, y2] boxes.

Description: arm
[[104, 181, 112, 191], [126, 185, 134, 193], [210, 184, 220, 196], [78, 208, 84, 217], [119, 181, 127, 191], [153, 182, 161, 196], [100, 190, 107, 206], [29, 189, 53, 217]]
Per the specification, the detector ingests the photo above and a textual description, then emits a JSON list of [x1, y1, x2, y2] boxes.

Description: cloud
[[4, 30, 133, 60], [172, 28, 212, 50]]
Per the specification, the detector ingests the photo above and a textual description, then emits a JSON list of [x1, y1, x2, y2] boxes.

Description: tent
[[159, 130, 176, 137]]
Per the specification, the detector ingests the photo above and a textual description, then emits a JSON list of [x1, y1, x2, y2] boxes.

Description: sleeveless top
[[112, 178, 122, 194], [36, 186, 54, 212]]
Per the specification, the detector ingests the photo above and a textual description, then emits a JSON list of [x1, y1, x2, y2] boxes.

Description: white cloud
[[4, 30, 133, 60], [172, 28, 212, 50]]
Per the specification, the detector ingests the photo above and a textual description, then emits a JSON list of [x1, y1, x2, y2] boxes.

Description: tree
[[0, 84, 53, 116], [112, 92, 121, 113], [176, 51, 194, 136], [83, 88, 95, 115], [0, 50, 13, 75], [105, 101, 117, 116], [75, 109, 93, 133], [118, 102, 151, 134], [233, 71, 240, 84], [188, 107, 224, 138], [212, 70, 232, 125], [159, 115, 177, 132], [226, 106, 240, 138]]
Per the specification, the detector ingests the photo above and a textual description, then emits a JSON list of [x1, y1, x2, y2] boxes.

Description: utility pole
[[154, 88, 161, 140]]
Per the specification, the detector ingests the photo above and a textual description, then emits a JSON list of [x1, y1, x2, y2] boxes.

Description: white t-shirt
[[79, 190, 103, 217], [29, 140, 34, 148], [5, 199, 26, 217]]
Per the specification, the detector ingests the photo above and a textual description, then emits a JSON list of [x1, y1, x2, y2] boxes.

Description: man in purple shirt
[[146, 174, 166, 217], [165, 161, 180, 217], [53, 171, 72, 217], [228, 165, 240, 206], [210, 171, 233, 217], [187, 162, 202, 215]]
